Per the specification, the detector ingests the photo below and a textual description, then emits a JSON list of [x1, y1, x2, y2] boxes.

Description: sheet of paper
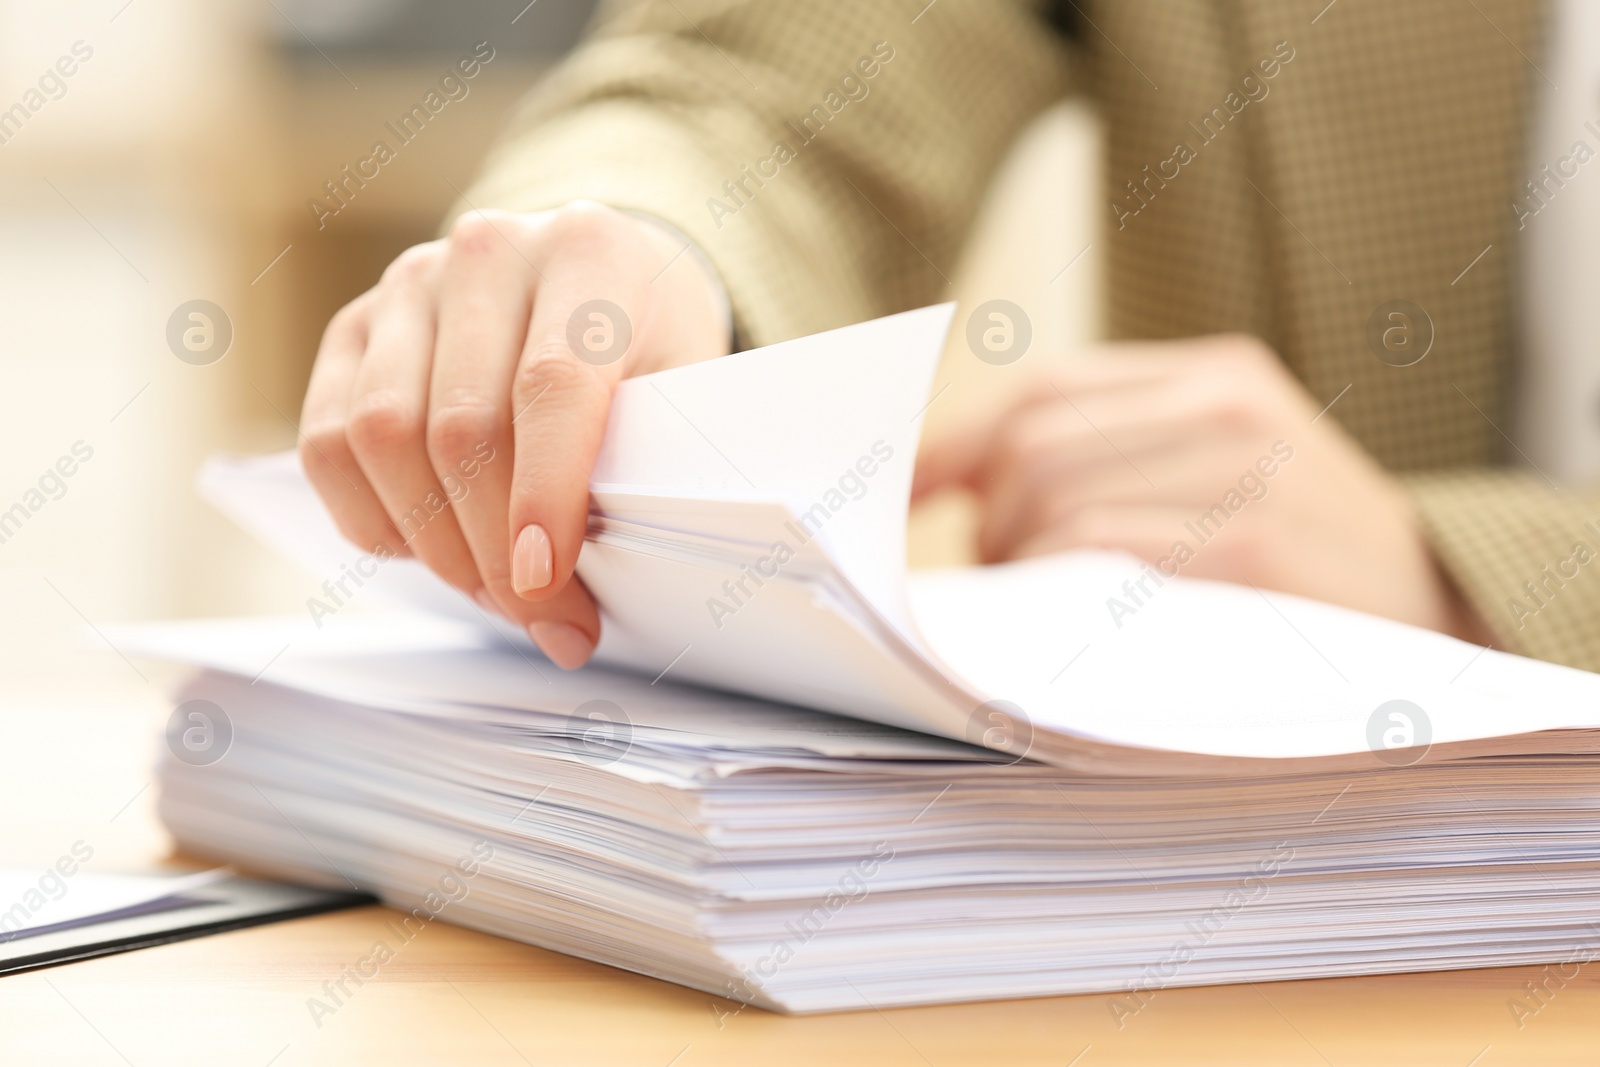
[[909, 551, 1600, 763], [189, 303, 1600, 771], [110, 615, 985, 767], [592, 303, 949, 626]]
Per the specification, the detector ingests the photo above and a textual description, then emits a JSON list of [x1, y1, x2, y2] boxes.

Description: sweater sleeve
[[450, 0, 1074, 348], [1405, 470, 1600, 670]]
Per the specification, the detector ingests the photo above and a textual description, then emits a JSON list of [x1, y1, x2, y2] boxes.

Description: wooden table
[[5, 675, 1597, 1066]]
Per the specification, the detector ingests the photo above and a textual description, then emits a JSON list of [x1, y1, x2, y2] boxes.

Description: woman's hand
[[299, 202, 729, 668], [915, 334, 1492, 641]]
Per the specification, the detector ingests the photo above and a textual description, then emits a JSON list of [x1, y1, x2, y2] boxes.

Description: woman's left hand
[[913, 333, 1491, 641]]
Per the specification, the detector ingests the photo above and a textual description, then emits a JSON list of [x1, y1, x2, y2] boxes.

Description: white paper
[[190, 304, 1600, 772]]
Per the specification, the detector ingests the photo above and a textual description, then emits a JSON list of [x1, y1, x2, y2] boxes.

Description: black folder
[[0, 875, 375, 976]]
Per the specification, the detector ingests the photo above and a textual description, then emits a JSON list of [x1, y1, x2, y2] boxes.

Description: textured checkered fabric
[[460, 0, 1600, 671]]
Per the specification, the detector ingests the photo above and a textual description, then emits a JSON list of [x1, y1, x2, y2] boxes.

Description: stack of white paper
[[130, 306, 1600, 1012]]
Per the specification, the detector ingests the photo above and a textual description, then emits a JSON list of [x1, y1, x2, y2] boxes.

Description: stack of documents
[[128, 306, 1600, 1012]]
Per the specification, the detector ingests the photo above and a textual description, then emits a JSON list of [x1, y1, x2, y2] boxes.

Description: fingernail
[[473, 589, 504, 620], [528, 621, 594, 670], [512, 524, 553, 595]]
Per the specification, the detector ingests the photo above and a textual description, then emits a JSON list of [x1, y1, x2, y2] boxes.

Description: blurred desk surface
[[4, 675, 1598, 1067]]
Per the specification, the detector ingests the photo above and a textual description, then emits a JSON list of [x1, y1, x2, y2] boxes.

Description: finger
[[506, 207, 646, 628], [1010, 503, 1198, 568], [977, 410, 1266, 561], [912, 420, 990, 500], [344, 247, 483, 594], [425, 213, 536, 614], [1042, 337, 1315, 439], [505, 206, 675, 668], [425, 212, 606, 665], [525, 585, 607, 670], [1019, 370, 1272, 470], [298, 291, 410, 557], [913, 348, 1201, 502], [975, 402, 1133, 561]]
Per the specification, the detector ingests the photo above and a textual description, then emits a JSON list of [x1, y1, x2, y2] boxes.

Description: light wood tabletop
[[5, 674, 1598, 1067]]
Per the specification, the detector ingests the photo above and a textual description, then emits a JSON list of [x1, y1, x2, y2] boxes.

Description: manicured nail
[[528, 621, 594, 670], [512, 524, 553, 595], [473, 589, 504, 619]]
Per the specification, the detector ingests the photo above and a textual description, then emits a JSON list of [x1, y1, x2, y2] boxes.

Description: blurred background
[[0, 0, 1102, 706]]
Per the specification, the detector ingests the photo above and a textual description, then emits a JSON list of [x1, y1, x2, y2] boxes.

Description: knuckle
[[382, 242, 441, 286], [319, 296, 371, 350], [541, 200, 627, 255], [325, 299, 364, 336], [448, 210, 513, 258], [346, 391, 423, 458], [1190, 375, 1265, 432], [426, 396, 502, 465], [514, 340, 600, 405], [299, 422, 351, 474], [1209, 394, 1261, 433], [548, 199, 620, 232]]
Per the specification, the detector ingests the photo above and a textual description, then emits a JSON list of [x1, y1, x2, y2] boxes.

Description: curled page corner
[[592, 302, 954, 625]]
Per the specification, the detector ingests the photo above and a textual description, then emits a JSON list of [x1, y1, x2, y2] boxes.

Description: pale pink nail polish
[[528, 621, 594, 669], [512, 524, 553, 595]]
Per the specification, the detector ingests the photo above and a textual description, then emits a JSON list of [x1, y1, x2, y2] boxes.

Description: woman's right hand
[[298, 201, 730, 668]]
